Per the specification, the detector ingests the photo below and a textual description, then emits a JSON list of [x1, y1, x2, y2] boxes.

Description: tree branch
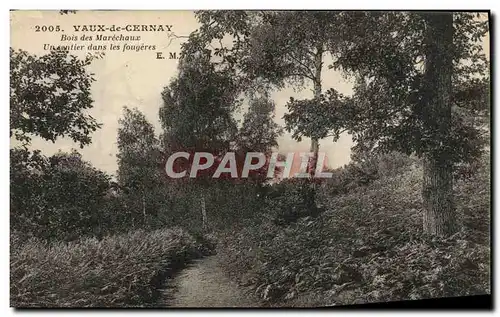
[[324, 128, 350, 139], [286, 52, 316, 80], [285, 71, 315, 81]]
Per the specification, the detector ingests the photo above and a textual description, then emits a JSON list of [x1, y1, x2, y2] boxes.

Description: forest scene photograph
[[9, 10, 491, 308]]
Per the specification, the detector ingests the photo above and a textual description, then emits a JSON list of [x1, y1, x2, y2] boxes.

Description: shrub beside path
[[162, 255, 260, 308]]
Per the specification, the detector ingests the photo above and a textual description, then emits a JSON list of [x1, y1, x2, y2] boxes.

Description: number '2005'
[[34, 25, 61, 32]]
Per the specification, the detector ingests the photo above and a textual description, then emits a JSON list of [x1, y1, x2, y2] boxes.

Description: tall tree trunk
[[421, 12, 456, 236], [309, 45, 323, 177], [422, 157, 455, 235], [304, 45, 324, 210]]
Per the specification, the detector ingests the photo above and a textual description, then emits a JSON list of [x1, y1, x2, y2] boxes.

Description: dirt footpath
[[163, 255, 260, 308]]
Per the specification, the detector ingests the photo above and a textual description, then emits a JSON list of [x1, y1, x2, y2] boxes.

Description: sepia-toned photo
[[9, 10, 491, 308]]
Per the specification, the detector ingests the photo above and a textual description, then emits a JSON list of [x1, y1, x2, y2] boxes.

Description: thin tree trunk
[[142, 189, 147, 224], [304, 45, 324, 210], [201, 191, 207, 231], [309, 45, 323, 177], [421, 12, 456, 236]]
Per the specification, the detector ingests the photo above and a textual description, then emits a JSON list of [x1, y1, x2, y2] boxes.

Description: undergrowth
[[216, 154, 490, 306], [10, 227, 210, 307]]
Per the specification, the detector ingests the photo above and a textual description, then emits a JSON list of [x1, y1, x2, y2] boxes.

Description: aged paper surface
[[10, 10, 354, 173], [10, 11, 490, 308]]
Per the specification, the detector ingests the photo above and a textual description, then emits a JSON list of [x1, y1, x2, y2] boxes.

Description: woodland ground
[[216, 153, 491, 306], [162, 255, 260, 307], [10, 153, 490, 307], [10, 228, 211, 307]]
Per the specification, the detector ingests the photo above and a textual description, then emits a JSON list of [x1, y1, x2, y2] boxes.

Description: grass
[[10, 227, 207, 307], [216, 155, 491, 306], [10, 153, 490, 308]]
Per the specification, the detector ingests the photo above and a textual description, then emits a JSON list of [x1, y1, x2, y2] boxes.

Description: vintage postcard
[[10, 10, 491, 308]]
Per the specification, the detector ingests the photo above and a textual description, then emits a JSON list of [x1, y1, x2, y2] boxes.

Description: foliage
[[190, 11, 347, 182], [10, 11, 490, 307], [283, 90, 349, 142], [454, 149, 490, 244], [10, 228, 210, 307], [9, 47, 111, 241], [321, 151, 419, 196], [116, 107, 167, 228], [10, 148, 47, 240], [280, 12, 489, 236], [158, 45, 286, 232], [206, 183, 267, 228], [216, 152, 490, 306], [260, 179, 322, 225], [330, 12, 489, 166], [159, 50, 242, 196], [191, 11, 341, 90], [10, 49, 101, 147], [160, 51, 240, 156], [190, 11, 349, 188], [10, 148, 112, 241], [236, 96, 282, 153]]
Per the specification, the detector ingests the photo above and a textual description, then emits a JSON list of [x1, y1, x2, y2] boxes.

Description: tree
[[234, 96, 283, 185], [10, 48, 105, 240], [242, 11, 341, 176], [10, 149, 111, 240], [10, 148, 49, 237], [327, 12, 489, 236], [43, 151, 111, 239], [236, 96, 282, 154], [180, 11, 489, 236], [116, 107, 164, 227], [10, 49, 101, 147], [160, 51, 241, 231], [231, 12, 488, 236], [214, 96, 284, 217], [420, 13, 455, 235], [189, 11, 343, 209]]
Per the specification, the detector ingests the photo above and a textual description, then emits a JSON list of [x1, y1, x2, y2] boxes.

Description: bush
[[10, 149, 113, 241], [10, 227, 209, 307], [454, 150, 491, 244], [261, 179, 323, 225], [320, 151, 418, 196]]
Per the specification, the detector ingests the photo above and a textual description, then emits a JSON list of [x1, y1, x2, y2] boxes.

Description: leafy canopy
[[10, 49, 101, 147]]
